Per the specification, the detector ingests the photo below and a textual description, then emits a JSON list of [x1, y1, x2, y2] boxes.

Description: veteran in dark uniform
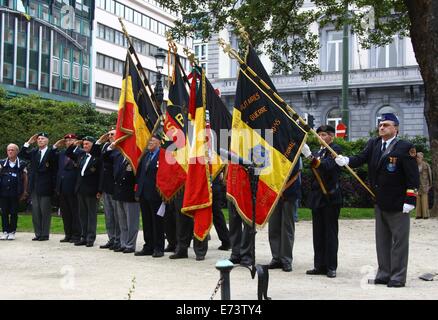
[[66, 136, 102, 247], [53, 134, 81, 243], [335, 113, 419, 287], [18, 133, 58, 241], [302, 125, 342, 278], [0, 144, 28, 240]]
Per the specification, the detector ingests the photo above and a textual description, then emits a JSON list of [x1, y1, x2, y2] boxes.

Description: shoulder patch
[[409, 147, 417, 158]]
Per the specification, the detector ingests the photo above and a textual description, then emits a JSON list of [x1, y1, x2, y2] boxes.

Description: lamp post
[[154, 48, 166, 112]]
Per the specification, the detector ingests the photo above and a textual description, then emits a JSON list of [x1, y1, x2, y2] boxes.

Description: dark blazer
[[18, 145, 57, 196], [348, 137, 419, 212], [56, 150, 79, 195], [0, 158, 27, 197], [307, 143, 342, 210], [99, 142, 115, 195], [102, 148, 136, 202], [65, 144, 102, 196], [136, 149, 161, 202], [282, 160, 302, 201]]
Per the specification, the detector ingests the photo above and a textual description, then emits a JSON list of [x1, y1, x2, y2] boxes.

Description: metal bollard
[[215, 260, 235, 300]]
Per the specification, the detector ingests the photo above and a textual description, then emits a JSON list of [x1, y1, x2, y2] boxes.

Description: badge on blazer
[[126, 164, 132, 172], [387, 157, 397, 172], [45, 162, 50, 168], [90, 167, 96, 172]]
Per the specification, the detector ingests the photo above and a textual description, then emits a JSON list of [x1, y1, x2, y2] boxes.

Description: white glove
[[301, 144, 312, 158], [335, 155, 349, 166], [402, 203, 415, 213]]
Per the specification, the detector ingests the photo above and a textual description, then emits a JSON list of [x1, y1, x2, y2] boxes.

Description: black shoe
[[123, 248, 135, 254], [282, 264, 292, 272], [370, 278, 388, 285], [74, 240, 87, 246], [60, 237, 71, 243], [327, 270, 336, 278], [114, 246, 126, 252], [268, 260, 283, 269], [218, 243, 231, 251], [152, 251, 164, 258], [32, 236, 40, 241], [99, 241, 113, 249], [387, 280, 405, 288], [229, 257, 241, 264], [70, 238, 80, 243], [169, 251, 188, 259], [196, 256, 205, 261], [164, 245, 176, 253], [306, 268, 326, 275], [86, 242, 94, 247], [38, 237, 49, 241], [134, 249, 153, 256]]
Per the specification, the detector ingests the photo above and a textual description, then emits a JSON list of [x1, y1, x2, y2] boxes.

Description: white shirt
[[382, 136, 396, 151], [24, 143, 48, 162], [81, 153, 92, 176], [8, 159, 17, 168]]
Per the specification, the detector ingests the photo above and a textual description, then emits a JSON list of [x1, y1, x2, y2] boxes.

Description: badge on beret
[[409, 148, 416, 158]]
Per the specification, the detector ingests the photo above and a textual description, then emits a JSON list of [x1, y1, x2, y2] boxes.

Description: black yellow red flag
[[114, 53, 160, 174], [182, 69, 213, 240], [156, 54, 189, 201], [227, 46, 307, 227]]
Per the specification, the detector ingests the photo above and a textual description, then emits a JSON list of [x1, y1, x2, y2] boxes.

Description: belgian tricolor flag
[[114, 53, 160, 174], [182, 69, 213, 240], [156, 53, 189, 201], [227, 46, 307, 227]]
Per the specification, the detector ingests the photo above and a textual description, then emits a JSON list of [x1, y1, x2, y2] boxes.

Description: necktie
[[382, 141, 387, 153], [37, 150, 42, 163]]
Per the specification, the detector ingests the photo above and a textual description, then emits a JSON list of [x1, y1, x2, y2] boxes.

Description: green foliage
[[0, 95, 117, 156], [157, 0, 410, 79]]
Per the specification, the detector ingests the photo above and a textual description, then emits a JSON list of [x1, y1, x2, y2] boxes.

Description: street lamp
[[154, 48, 166, 111]]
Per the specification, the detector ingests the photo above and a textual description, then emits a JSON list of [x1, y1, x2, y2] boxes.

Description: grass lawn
[[16, 207, 383, 234]]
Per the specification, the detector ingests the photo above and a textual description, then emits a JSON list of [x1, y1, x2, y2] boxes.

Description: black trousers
[[212, 187, 230, 246], [173, 193, 208, 257], [312, 204, 340, 271], [1, 196, 19, 233], [140, 198, 164, 253], [59, 193, 81, 240], [228, 201, 253, 264], [163, 200, 177, 248]]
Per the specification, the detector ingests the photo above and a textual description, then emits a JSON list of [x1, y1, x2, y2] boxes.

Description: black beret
[[316, 125, 336, 134], [82, 136, 96, 143], [37, 132, 49, 138]]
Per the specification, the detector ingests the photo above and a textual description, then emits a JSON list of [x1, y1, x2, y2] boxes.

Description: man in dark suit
[[97, 129, 120, 250], [302, 125, 342, 278], [18, 132, 58, 241], [0, 144, 28, 240], [66, 136, 102, 247], [135, 136, 164, 257], [53, 133, 81, 243], [335, 113, 419, 287], [101, 142, 139, 254]]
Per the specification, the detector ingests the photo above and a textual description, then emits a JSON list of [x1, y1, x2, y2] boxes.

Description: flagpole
[[118, 17, 162, 116], [218, 38, 375, 199]]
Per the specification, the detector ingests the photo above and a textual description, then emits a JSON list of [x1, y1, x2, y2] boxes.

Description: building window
[[326, 108, 342, 129], [115, 2, 124, 17], [61, 78, 69, 92], [41, 5, 50, 22], [125, 7, 133, 22], [96, 82, 120, 102], [62, 60, 70, 78], [41, 72, 49, 87], [142, 15, 150, 29], [326, 30, 343, 72], [105, 0, 115, 13], [52, 75, 60, 90], [72, 81, 80, 94], [52, 58, 60, 75], [82, 67, 89, 84], [3, 63, 13, 79], [72, 63, 80, 81], [376, 36, 399, 68]]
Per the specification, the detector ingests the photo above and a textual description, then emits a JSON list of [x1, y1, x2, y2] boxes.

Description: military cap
[[381, 113, 399, 125], [37, 132, 49, 138], [64, 133, 77, 139], [82, 136, 96, 143], [316, 125, 336, 134]]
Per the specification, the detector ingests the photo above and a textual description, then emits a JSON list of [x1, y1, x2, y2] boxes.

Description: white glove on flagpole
[[402, 203, 415, 213], [301, 144, 312, 158], [335, 155, 349, 166]]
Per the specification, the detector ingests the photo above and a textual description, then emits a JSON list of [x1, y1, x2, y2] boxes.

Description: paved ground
[[1, 218, 437, 300]]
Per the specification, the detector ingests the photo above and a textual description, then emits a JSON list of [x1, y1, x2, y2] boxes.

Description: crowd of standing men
[[0, 113, 429, 288]]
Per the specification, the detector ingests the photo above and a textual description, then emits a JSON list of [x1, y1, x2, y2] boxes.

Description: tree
[[0, 94, 117, 155], [158, 0, 438, 217]]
